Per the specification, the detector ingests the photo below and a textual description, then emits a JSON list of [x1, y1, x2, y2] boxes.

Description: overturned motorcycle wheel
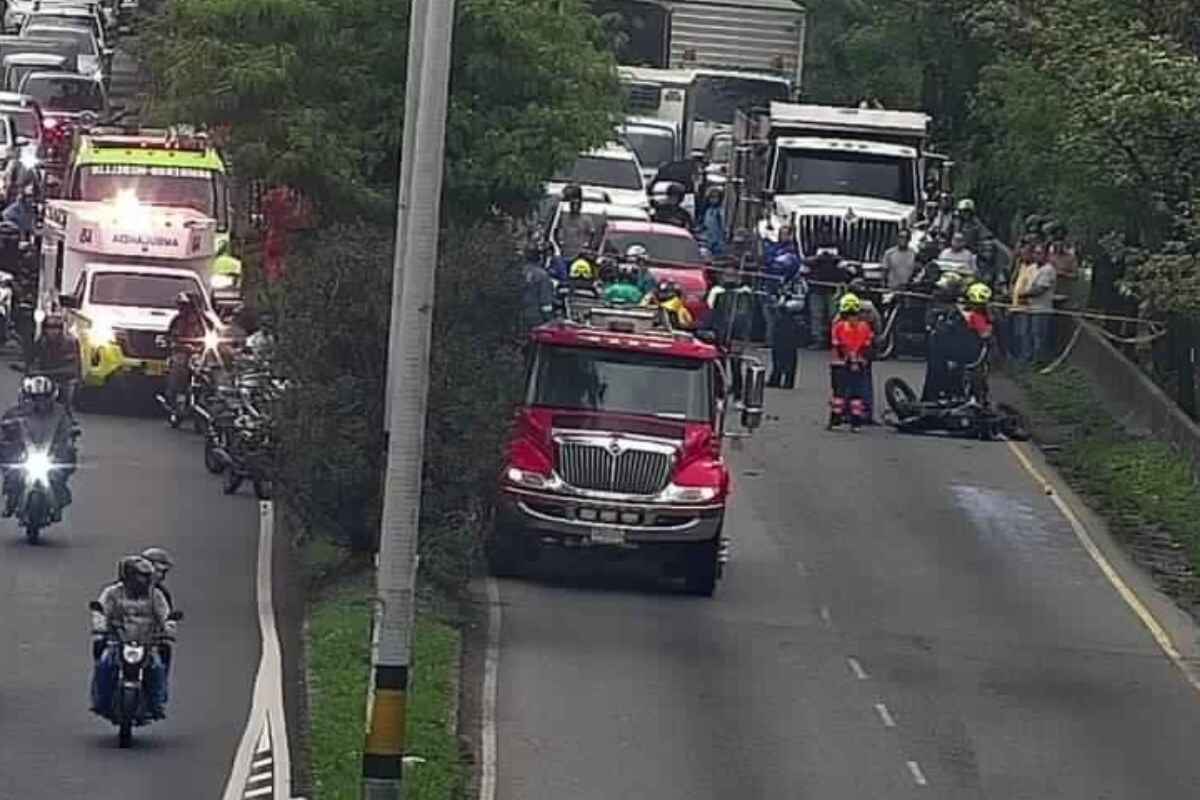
[[996, 403, 1032, 441], [884, 377, 919, 418]]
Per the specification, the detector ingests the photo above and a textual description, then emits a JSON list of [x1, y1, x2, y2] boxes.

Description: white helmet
[[624, 244, 648, 262], [22, 375, 53, 400]]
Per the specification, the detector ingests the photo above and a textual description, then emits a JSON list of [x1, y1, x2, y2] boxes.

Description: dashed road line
[[906, 760, 928, 786], [818, 605, 833, 629], [847, 656, 868, 680], [795, 560, 809, 577], [874, 702, 896, 728]]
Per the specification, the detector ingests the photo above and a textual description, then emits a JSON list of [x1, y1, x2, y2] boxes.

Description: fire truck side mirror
[[741, 364, 766, 430]]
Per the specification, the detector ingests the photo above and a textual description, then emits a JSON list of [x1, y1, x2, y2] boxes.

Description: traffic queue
[[0, 0, 275, 746]]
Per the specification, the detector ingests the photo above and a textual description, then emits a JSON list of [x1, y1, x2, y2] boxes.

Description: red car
[[599, 220, 710, 322]]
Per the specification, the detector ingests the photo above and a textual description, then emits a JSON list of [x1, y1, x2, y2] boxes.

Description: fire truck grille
[[557, 440, 674, 496], [796, 215, 900, 265], [115, 329, 167, 360]]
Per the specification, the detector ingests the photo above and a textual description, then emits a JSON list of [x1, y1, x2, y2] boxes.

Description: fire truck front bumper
[[496, 486, 725, 549]]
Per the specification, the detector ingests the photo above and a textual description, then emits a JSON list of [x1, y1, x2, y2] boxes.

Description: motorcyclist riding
[[0, 375, 77, 520], [2, 148, 40, 207], [27, 313, 81, 411], [164, 292, 208, 415], [140, 547, 177, 690], [651, 182, 694, 230], [2, 183, 37, 238], [90, 556, 170, 720]]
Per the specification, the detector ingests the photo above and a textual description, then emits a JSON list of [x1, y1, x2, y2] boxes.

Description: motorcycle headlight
[[657, 484, 719, 504], [23, 449, 52, 486], [122, 643, 145, 664]]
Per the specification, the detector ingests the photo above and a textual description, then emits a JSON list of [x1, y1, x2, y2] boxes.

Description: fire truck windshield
[[90, 272, 204, 309], [775, 148, 915, 205], [76, 165, 225, 227], [530, 345, 713, 421]]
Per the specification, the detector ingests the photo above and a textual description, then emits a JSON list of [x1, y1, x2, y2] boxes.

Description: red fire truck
[[488, 305, 765, 596]]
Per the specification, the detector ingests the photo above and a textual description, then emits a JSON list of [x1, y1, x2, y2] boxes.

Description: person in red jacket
[[829, 293, 874, 430]]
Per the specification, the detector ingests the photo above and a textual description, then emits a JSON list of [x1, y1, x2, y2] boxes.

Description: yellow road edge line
[[1004, 439, 1200, 695]]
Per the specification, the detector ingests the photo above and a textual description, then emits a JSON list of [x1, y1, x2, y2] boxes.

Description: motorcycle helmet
[[665, 182, 685, 201], [141, 547, 175, 576], [175, 291, 192, 309], [569, 257, 595, 280], [654, 280, 672, 301], [783, 298, 805, 314], [624, 244, 648, 263], [957, 198, 976, 213], [965, 282, 993, 305], [23, 375, 54, 406], [838, 293, 863, 315], [124, 556, 155, 591]]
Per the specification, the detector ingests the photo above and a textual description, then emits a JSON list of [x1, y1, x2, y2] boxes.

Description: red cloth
[[831, 318, 874, 362], [964, 309, 993, 338]]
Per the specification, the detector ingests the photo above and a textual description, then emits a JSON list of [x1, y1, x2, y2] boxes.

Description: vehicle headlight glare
[[24, 449, 51, 486], [506, 466, 548, 489], [122, 643, 144, 664], [659, 484, 718, 503], [89, 320, 114, 345]]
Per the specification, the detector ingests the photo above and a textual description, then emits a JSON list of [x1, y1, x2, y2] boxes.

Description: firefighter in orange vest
[[829, 293, 874, 431]]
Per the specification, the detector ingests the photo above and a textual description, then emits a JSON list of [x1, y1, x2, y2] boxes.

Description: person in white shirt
[[938, 231, 978, 277]]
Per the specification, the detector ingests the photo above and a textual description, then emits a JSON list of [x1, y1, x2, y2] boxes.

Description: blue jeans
[[1014, 312, 1054, 362], [91, 644, 167, 717]]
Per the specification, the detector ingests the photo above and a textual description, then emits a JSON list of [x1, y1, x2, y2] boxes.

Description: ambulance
[[41, 193, 220, 391], [63, 125, 242, 290]]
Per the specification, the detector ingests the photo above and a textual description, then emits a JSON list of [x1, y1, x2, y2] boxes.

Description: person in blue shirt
[[2, 184, 36, 237], [702, 187, 725, 257]]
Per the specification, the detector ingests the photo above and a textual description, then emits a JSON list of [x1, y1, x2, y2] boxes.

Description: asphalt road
[[493, 351, 1200, 799], [0, 351, 261, 797]]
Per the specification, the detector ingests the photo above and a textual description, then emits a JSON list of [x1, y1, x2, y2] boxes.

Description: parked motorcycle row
[[157, 330, 282, 501]]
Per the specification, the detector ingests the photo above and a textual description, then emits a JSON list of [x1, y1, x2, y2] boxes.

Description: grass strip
[[1015, 365, 1200, 576], [308, 574, 466, 800]]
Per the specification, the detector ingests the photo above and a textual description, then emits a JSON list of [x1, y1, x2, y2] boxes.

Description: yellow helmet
[[569, 257, 594, 280], [838, 292, 863, 314], [966, 282, 992, 305]]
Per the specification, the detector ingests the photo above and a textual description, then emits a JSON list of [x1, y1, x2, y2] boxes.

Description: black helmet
[[665, 182, 685, 199], [654, 280, 672, 299], [561, 183, 583, 203], [175, 291, 192, 308], [42, 313, 64, 330], [141, 547, 175, 573]]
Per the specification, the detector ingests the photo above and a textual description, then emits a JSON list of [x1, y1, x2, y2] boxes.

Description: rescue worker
[[847, 278, 882, 422], [90, 556, 171, 720], [604, 263, 645, 305], [921, 281, 993, 403], [622, 245, 658, 294], [642, 280, 694, 328], [828, 293, 874, 430], [521, 243, 555, 331], [27, 313, 81, 411], [651, 183, 694, 230], [553, 184, 596, 273], [0, 375, 77, 520], [767, 295, 804, 389], [164, 292, 208, 414]]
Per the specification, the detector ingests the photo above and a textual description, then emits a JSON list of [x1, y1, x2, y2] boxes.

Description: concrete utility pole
[[384, 0, 428, 432], [362, 0, 456, 797]]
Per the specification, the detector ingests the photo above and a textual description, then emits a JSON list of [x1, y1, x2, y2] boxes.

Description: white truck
[[39, 196, 220, 392], [725, 102, 949, 279], [594, 0, 806, 86]]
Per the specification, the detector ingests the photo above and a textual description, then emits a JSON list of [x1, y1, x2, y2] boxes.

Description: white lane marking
[[907, 760, 928, 786], [795, 560, 809, 577], [874, 702, 896, 728], [818, 605, 833, 629], [1005, 440, 1200, 696], [847, 657, 868, 680], [479, 577, 502, 800], [221, 501, 294, 800]]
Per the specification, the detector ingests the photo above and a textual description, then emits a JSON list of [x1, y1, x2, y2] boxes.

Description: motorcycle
[[220, 411, 274, 500], [88, 602, 184, 748], [0, 270, 14, 348]]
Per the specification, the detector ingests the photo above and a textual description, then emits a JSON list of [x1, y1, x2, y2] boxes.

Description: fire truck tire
[[684, 537, 719, 597]]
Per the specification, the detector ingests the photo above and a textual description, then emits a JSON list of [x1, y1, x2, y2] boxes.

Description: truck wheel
[[684, 537, 719, 597], [486, 528, 521, 578]]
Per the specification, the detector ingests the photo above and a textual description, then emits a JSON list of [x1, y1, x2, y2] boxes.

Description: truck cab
[[489, 306, 765, 596], [40, 195, 219, 391], [727, 102, 939, 280], [63, 125, 241, 289]]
